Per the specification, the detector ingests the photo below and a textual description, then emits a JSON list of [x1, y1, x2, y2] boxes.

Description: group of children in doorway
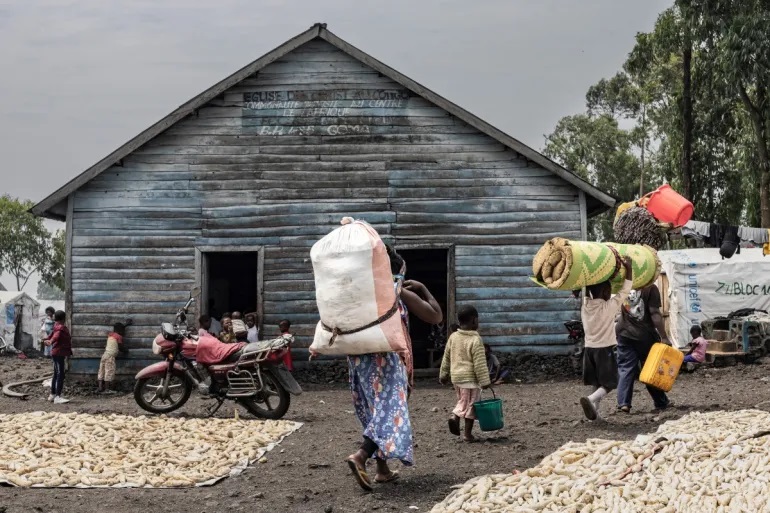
[[198, 313, 295, 371]]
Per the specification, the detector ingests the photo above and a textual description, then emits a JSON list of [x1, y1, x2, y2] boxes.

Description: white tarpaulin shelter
[[657, 248, 770, 348], [0, 291, 40, 352]]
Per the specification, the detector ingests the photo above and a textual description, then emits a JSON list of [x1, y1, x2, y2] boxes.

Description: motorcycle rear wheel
[[238, 370, 290, 420], [134, 373, 192, 414]]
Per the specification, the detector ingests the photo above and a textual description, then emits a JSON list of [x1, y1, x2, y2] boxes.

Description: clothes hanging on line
[[707, 223, 725, 248], [738, 226, 770, 244], [682, 221, 709, 241], [683, 220, 710, 239], [719, 225, 741, 259]]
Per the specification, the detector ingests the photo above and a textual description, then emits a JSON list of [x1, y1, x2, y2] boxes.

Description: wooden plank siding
[[67, 39, 579, 375]]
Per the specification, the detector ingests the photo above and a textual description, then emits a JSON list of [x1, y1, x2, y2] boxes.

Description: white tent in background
[[0, 291, 40, 352], [657, 248, 770, 348]]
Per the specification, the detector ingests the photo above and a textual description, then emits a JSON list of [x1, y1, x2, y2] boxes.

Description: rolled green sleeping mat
[[531, 237, 661, 293]]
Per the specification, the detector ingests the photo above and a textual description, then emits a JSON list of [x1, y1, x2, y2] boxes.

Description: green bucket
[[474, 389, 504, 432]]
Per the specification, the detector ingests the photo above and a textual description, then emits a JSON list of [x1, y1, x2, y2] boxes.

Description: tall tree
[[680, 0, 770, 226], [0, 195, 59, 291], [543, 114, 641, 240], [41, 230, 66, 291]]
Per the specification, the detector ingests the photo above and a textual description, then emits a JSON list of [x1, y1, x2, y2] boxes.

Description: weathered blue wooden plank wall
[[69, 39, 579, 374]]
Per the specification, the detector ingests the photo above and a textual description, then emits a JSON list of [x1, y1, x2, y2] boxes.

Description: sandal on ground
[[346, 458, 373, 492], [462, 436, 478, 443], [580, 397, 598, 421], [447, 417, 461, 436], [618, 405, 631, 414], [374, 471, 400, 484]]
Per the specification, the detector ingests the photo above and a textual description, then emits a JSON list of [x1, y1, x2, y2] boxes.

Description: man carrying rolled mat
[[615, 282, 671, 413]]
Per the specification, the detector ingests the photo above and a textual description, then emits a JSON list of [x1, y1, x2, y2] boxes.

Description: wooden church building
[[33, 23, 615, 375]]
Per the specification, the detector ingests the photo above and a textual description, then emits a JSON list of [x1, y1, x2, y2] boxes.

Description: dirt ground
[[1, 356, 770, 513]]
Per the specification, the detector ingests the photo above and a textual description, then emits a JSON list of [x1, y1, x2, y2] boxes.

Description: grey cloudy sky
[[0, 0, 671, 289]]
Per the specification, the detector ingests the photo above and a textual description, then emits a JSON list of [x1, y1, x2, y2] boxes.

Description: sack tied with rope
[[310, 218, 409, 356]]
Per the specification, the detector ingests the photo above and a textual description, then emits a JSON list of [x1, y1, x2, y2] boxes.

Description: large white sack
[[310, 218, 408, 356]]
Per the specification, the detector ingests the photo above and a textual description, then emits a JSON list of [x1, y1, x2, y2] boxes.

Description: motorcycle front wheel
[[238, 370, 290, 420], [134, 373, 192, 414]]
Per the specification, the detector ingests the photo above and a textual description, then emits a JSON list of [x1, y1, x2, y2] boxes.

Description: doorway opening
[[399, 248, 450, 369], [201, 251, 260, 323]]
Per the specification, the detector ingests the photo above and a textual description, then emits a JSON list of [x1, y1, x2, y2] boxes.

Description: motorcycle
[[133, 289, 302, 419], [565, 319, 585, 374]]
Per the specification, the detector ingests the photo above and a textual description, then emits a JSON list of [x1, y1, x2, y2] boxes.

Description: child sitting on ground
[[97, 319, 132, 394], [579, 257, 633, 421], [485, 344, 510, 385], [684, 325, 708, 364], [278, 320, 294, 371], [439, 305, 491, 442]]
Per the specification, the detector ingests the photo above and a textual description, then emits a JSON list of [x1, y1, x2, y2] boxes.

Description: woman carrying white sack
[[309, 219, 442, 492], [347, 246, 441, 490]]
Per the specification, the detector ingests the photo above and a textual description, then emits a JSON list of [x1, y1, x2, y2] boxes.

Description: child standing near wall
[[279, 320, 294, 372], [44, 310, 71, 404], [97, 320, 132, 394], [41, 306, 55, 357], [439, 305, 490, 442]]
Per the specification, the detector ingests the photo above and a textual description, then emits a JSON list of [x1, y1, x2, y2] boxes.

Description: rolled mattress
[[531, 237, 661, 292]]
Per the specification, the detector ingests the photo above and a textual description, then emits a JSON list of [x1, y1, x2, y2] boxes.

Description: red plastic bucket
[[640, 184, 693, 227]]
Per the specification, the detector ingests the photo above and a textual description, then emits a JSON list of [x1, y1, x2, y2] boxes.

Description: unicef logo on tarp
[[690, 303, 701, 313], [687, 262, 696, 268]]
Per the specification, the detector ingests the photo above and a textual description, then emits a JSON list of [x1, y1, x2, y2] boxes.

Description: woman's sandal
[[346, 458, 373, 492], [374, 470, 400, 484]]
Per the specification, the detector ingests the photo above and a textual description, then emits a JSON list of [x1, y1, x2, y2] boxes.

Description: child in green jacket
[[439, 305, 491, 442]]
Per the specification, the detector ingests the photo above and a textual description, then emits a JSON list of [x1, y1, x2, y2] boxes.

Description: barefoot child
[[439, 305, 490, 442], [579, 257, 633, 421]]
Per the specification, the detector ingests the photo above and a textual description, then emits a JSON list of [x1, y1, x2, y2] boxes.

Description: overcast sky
[[0, 0, 671, 290]]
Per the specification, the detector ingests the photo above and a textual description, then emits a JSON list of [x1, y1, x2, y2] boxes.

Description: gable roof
[[32, 23, 616, 220]]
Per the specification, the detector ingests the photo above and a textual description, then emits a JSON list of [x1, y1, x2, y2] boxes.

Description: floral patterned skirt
[[348, 352, 414, 465]]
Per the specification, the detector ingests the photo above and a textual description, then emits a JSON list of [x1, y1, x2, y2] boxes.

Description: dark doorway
[[399, 248, 449, 369], [203, 252, 259, 319]]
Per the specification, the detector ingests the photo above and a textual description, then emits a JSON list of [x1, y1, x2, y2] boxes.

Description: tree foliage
[[0, 195, 64, 291], [37, 280, 64, 300], [544, 1, 770, 239]]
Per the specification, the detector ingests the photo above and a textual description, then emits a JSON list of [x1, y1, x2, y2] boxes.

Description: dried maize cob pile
[[0, 411, 301, 488], [431, 410, 770, 513]]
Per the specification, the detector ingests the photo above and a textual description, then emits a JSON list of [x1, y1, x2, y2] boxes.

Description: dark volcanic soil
[[1, 355, 769, 513]]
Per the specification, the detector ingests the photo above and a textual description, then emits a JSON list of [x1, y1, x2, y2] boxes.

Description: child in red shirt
[[279, 320, 294, 372], [44, 310, 72, 404]]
